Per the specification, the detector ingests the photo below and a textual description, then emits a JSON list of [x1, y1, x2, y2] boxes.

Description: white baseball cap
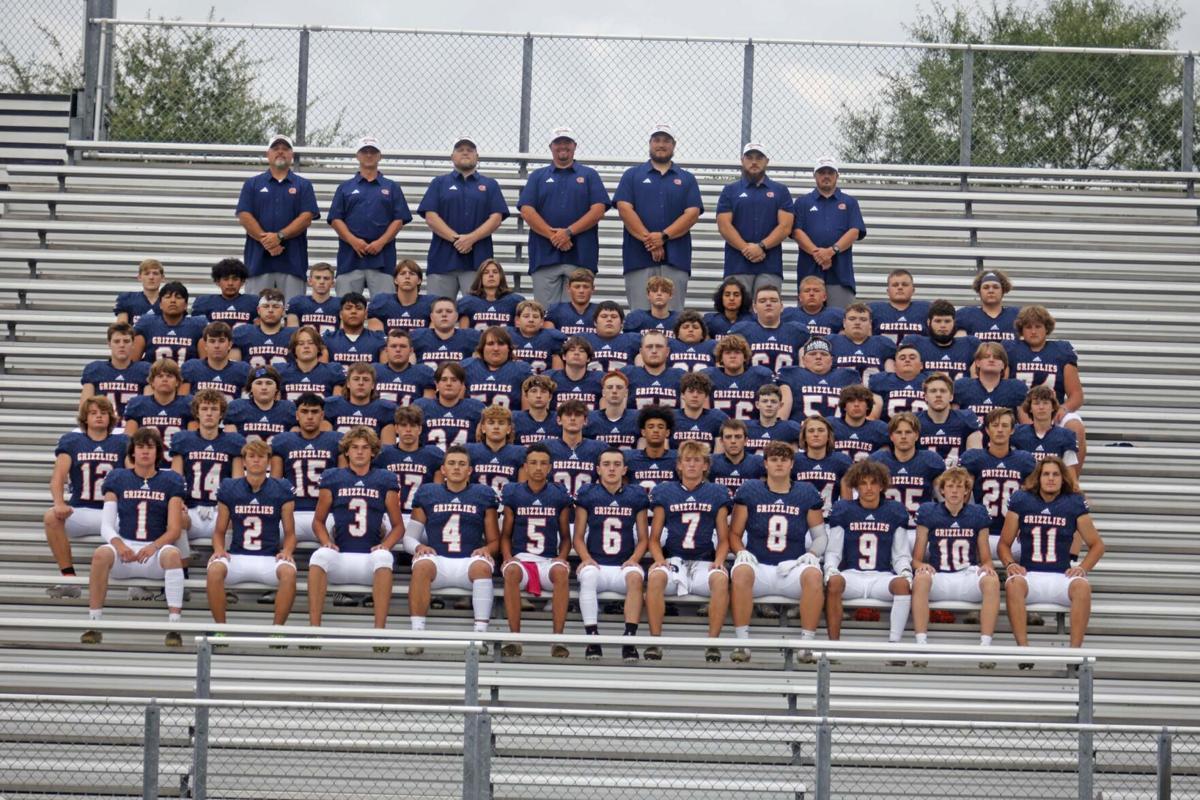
[[649, 123, 675, 140], [814, 155, 839, 173], [452, 136, 478, 149], [549, 126, 577, 144], [356, 135, 382, 153], [267, 133, 293, 149], [742, 142, 768, 158]]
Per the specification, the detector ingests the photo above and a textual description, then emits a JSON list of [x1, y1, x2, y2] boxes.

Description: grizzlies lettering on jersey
[[915, 501, 992, 571], [134, 314, 207, 364], [507, 327, 566, 374], [829, 498, 910, 572], [170, 430, 246, 508], [413, 396, 486, 450], [582, 332, 641, 373], [728, 319, 807, 375], [544, 438, 608, 498], [81, 360, 150, 426], [831, 417, 890, 462], [869, 300, 929, 345], [56, 431, 128, 509], [411, 482, 498, 556], [916, 410, 981, 462], [585, 410, 640, 449], [668, 338, 715, 372], [869, 448, 945, 523], [733, 479, 824, 564], [287, 294, 340, 335], [466, 442, 526, 498], [457, 293, 525, 330], [410, 327, 480, 368], [193, 294, 259, 327], [323, 396, 397, 436], [462, 357, 533, 409], [278, 361, 345, 401], [960, 447, 1037, 537], [651, 480, 731, 561], [125, 395, 192, 460], [319, 467, 399, 552], [323, 328, 387, 365], [577, 482, 650, 565], [101, 468, 187, 541], [710, 452, 765, 494], [952, 377, 1028, 427], [671, 407, 728, 450], [272, 430, 342, 512], [829, 333, 896, 380], [225, 398, 296, 443], [623, 448, 678, 493], [513, 411, 561, 446], [792, 450, 852, 516], [1009, 489, 1090, 572], [217, 476, 295, 555], [368, 293, 436, 332], [900, 334, 980, 381], [545, 301, 597, 336], [233, 325, 296, 369], [373, 444, 443, 513], [623, 365, 685, 409], [546, 367, 603, 411], [955, 305, 1018, 344], [1004, 339, 1079, 406], [868, 371, 930, 422], [777, 365, 861, 420], [1012, 424, 1079, 462], [502, 480, 573, 557], [374, 362, 435, 406], [703, 365, 775, 421]]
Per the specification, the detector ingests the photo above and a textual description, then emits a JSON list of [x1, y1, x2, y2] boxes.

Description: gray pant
[[424, 270, 476, 302], [335, 269, 393, 300], [245, 272, 304, 300], [729, 272, 783, 299], [824, 283, 857, 310], [624, 264, 690, 311], [531, 263, 583, 308]]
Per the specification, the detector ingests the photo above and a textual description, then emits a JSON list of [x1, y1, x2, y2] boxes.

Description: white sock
[[980, 634, 993, 647], [471, 579, 494, 625], [735, 625, 750, 640], [88, 609, 102, 621], [800, 629, 815, 640], [410, 615, 426, 632], [474, 620, 488, 633], [916, 632, 928, 644], [889, 596, 912, 643], [579, 571, 598, 626], [168, 612, 181, 623], [164, 568, 184, 610]]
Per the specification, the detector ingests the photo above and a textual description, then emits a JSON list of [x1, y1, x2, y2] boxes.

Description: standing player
[[1006, 305, 1087, 468], [623, 276, 679, 336], [512, 374, 561, 446], [778, 337, 861, 421], [372, 404, 442, 519], [704, 334, 776, 422], [546, 336, 603, 411], [323, 293, 387, 366], [374, 329, 436, 406], [279, 326, 346, 401], [704, 277, 752, 339], [411, 297, 482, 368], [868, 343, 928, 422], [546, 399, 609, 499], [113, 258, 163, 325], [132, 282, 207, 364], [224, 366, 297, 444], [232, 289, 295, 368], [192, 258, 258, 327], [457, 259, 526, 330], [81, 322, 151, 428], [414, 362, 487, 450], [462, 327, 533, 409], [1013, 385, 1081, 474], [792, 415, 852, 517], [729, 285, 808, 375], [831, 385, 890, 462], [545, 268, 599, 336], [870, 412, 946, 524], [781, 276, 844, 337], [367, 260, 437, 334], [574, 448, 650, 662], [285, 262, 340, 335], [181, 322, 251, 401], [646, 441, 732, 662], [81, 428, 188, 647], [586, 371, 640, 449], [323, 362, 397, 442], [507, 300, 565, 374], [900, 300, 979, 381], [669, 310, 716, 372], [271, 393, 343, 543], [745, 385, 801, 455], [955, 270, 1017, 344], [960, 408, 1037, 561], [623, 330, 685, 409], [499, 444, 574, 657], [466, 406, 527, 498], [829, 303, 896, 380], [953, 342, 1028, 427], [170, 390, 246, 553], [124, 359, 192, 463], [916, 373, 982, 463], [869, 269, 929, 345], [624, 406, 677, 492], [672, 372, 728, 451], [583, 301, 642, 373], [710, 418, 765, 494]]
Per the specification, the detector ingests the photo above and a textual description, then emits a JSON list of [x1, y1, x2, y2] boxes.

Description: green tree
[[837, 0, 1189, 170]]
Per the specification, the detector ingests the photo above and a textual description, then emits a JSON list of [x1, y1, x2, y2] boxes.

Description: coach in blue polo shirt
[[235, 134, 320, 299], [792, 156, 867, 309], [613, 124, 703, 312], [327, 136, 414, 298], [517, 127, 610, 307], [417, 136, 510, 300], [715, 142, 795, 298]]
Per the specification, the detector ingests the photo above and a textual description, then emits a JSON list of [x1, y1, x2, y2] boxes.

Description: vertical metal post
[[81, 0, 112, 141], [518, 35, 534, 155], [816, 655, 830, 717], [98, 0, 115, 140], [1077, 659, 1094, 800], [464, 642, 479, 705], [462, 708, 491, 800], [193, 639, 211, 800], [295, 28, 310, 148], [142, 702, 160, 800], [959, 47, 975, 169], [1157, 727, 1172, 800], [1182, 54, 1195, 179], [814, 655, 831, 799], [741, 40, 755, 147]]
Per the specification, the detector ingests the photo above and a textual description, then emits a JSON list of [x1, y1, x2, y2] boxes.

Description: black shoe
[[622, 644, 639, 663], [331, 593, 361, 607], [585, 643, 602, 661], [256, 591, 275, 605]]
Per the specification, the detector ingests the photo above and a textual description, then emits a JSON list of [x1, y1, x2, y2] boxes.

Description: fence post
[[1157, 727, 1172, 800], [464, 641, 479, 705], [1182, 53, 1194, 193], [462, 707, 492, 800], [518, 35, 534, 155], [143, 701, 160, 800], [813, 655, 831, 799], [81, 0, 115, 141], [295, 27, 311, 148], [958, 46, 974, 169], [192, 639, 211, 800], [1077, 659, 1094, 800], [741, 40, 755, 147]]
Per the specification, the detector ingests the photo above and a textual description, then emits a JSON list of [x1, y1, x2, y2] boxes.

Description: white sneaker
[[47, 584, 81, 599], [127, 586, 155, 601]]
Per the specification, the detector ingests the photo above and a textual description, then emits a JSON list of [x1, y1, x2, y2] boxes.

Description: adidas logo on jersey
[[115, 374, 125, 380], [1041, 507, 1052, 514], [767, 336, 777, 342], [951, 521, 960, 527], [545, 177, 555, 183], [897, 467, 908, 474], [353, 410, 363, 416], [936, 429, 945, 435], [687, 495, 695, 501], [996, 461, 1006, 468], [1033, 356, 1043, 362], [204, 445, 214, 451], [738, 191, 749, 197], [854, 350, 863, 355], [532, 499, 542, 506], [651, 380, 661, 386], [490, 457, 499, 463], [729, 381, 739, 388], [259, 416, 269, 422], [93, 446, 104, 452], [850, 433, 860, 440], [642, 177, 653, 183], [249, 498, 259, 504], [305, 444, 314, 450], [866, 514, 875, 520], [989, 324, 999, 330], [354, 480, 364, 486]]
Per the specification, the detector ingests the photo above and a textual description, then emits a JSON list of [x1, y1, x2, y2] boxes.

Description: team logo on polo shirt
[[673, 178, 682, 185], [576, 176, 585, 183], [288, 187, 297, 194], [478, 184, 488, 191], [382, 188, 390, 195], [838, 203, 846, 209], [766, 191, 775, 197]]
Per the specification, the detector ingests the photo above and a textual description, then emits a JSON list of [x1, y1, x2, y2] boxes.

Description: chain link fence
[[0, 0, 83, 93]]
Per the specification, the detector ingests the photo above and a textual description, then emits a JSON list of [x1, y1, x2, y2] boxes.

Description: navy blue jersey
[[271, 430, 342, 512], [545, 301, 597, 336], [728, 319, 807, 375], [180, 358, 251, 402], [233, 325, 296, 369], [869, 371, 930, 421], [458, 293, 525, 330], [1004, 339, 1079, 406], [81, 360, 151, 426], [373, 444, 443, 513], [831, 417, 890, 462], [414, 396, 486, 450], [217, 476, 294, 555], [869, 300, 929, 345], [1009, 490, 1090, 573], [733, 479, 824, 565], [375, 362, 435, 406], [410, 327, 480, 369], [829, 334, 896, 380], [411, 481, 498, 556], [1012, 424, 1079, 462], [582, 331, 641, 373], [577, 482, 650, 566], [704, 365, 776, 421], [319, 466, 399, 552], [56, 431, 128, 510], [546, 367, 603, 411], [134, 314, 207, 364], [623, 447, 677, 493], [278, 360, 345, 402], [323, 328, 386, 365], [585, 409, 640, 449], [466, 442, 526, 498], [323, 396, 396, 436], [192, 293, 259, 327], [703, 311, 752, 339], [668, 338, 715, 372], [501, 480, 573, 558], [623, 309, 679, 337], [960, 447, 1037, 537], [916, 410, 981, 462], [778, 366, 861, 420], [545, 437, 609, 498], [462, 357, 533, 410], [781, 306, 844, 338], [101, 467, 187, 542], [792, 450, 853, 516], [952, 377, 1028, 426], [170, 430, 245, 508], [671, 407, 727, 450], [125, 395, 192, 460], [915, 501, 992, 571], [829, 498, 910, 573], [623, 365, 685, 409], [368, 293, 436, 332], [955, 305, 1018, 344], [651, 480, 731, 560], [286, 294, 341, 335], [513, 411, 561, 446], [113, 291, 159, 325], [900, 334, 980, 382], [744, 419, 801, 455], [870, 448, 945, 523], [507, 327, 566, 375], [710, 452, 765, 495], [225, 398, 296, 443]]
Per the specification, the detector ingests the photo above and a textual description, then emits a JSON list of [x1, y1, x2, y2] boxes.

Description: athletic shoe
[[731, 647, 751, 663], [704, 647, 721, 663], [501, 643, 523, 658], [1027, 612, 1045, 626], [164, 631, 183, 648], [585, 643, 602, 661], [80, 629, 102, 644], [47, 584, 81, 599], [643, 645, 663, 661], [551, 644, 570, 659], [621, 644, 639, 663], [331, 593, 360, 607], [128, 586, 155, 601], [404, 645, 424, 656]]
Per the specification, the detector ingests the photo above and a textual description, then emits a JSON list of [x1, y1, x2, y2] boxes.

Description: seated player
[[324, 292, 387, 366], [286, 261, 340, 335], [507, 299, 565, 374], [372, 404, 441, 520], [730, 285, 807, 375], [955, 269, 1017, 344], [623, 275, 679, 336], [824, 459, 913, 644], [81, 428, 187, 647], [916, 372, 982, 463], [279, 326, 346, 401], [912, 466, 1000, 663], [729, 441, 827, 662], [745, 384, 801, 455], [953, 342, 1027, 427], [124, 359, 192, 463], [546, 336, 602, 411], [586, 371, 640, 448], [193, 257, 258, 327], [870, 412, 945, 524], [181, 322, 251, 401], [703, 276, 753, 339], [960, 408, 1037, 561], [1000, 456, 1105, 650], [868, 343, 929, 422], [793, 415, 851, 516], [704, 333, 775, 421], [778, 336, 861, 421], [414, 361, 486, 449], [113, 257, 163, 325], [271, 393, 343, 543], [132, 281, 207, 364], [44, 397, 128, 597], [900, 299, 979, 381], [324, 362, 397, 441], [545, 268, 598, 335], [583, 301, 642, 373], [374, 328, 436, 406], [710, 418, 765, 494], [412, 296, 480, 367], [623, 330, 685, 409], [781, 276, 844, 337], [646, 440, 732, 662], [405, 445, 501, 650], [457, 258, 525, 330], [829, 302, 896, 381], [870, 268, 929, 345], [225, 366, 296, 444], [512, 374, 561, 445], [170, 390, 246, 555], [545, 399, 608, 498], [367, 259, 436, 333], [668, 310, 716, 372], [499, 444, 573, 657], [672, 372, 727, 452], [466, 405, 527, 497], [624, 406, 677, 492], [309, 426, 403, 631], [232, 288, 295, 368], [463, 326, 533, 409], [831, 384, 889, 462], [1013, 385, 1081, 475], [574, 448, 650, 662], [81, 322, 151, 427], [206, 439, 298, 626]]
